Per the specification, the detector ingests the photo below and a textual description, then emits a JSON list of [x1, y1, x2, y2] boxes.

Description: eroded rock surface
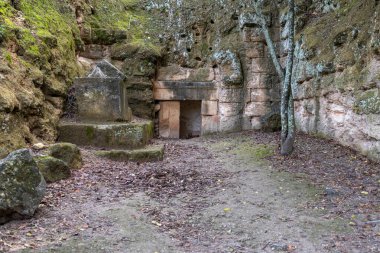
[[0, 149, 46, 224]]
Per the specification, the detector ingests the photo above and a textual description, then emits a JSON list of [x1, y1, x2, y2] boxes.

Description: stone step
[[94, 145, 165, 162], [58, 120, 154, 149]]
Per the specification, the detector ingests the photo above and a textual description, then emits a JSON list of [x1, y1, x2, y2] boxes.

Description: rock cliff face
[[149, 0, 380, 160], [1, 0, 379, 161], [293, 1, 380, 161], [0, 0, 82, 157]]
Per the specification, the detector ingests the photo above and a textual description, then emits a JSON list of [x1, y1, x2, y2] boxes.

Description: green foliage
[[19, 30, 40, 58], [0, 1, 16, 42], [4, 51, 12, 64]]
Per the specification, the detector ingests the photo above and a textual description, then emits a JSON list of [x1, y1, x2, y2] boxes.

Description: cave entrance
[[158, 100, 202, 139]]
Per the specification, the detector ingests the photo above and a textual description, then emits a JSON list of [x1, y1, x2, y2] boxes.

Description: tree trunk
[[280, 0, 295, 156], [253, 0, 296, 156]]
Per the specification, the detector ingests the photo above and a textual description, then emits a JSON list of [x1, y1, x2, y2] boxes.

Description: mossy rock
[[35, 156, 71, 183], [0, 113, 32, 159], [47, 143, 83, 170], [95, 145, 164, 162], [0, 149, 46, 224], [110, 42, 140, 60], [90, 28, 128, 45], [122, 57, 156, 77]]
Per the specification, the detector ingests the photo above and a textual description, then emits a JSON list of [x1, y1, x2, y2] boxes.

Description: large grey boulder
[[0, 149, 46, 224]]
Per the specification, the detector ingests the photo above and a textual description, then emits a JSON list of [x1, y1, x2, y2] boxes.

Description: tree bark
[[280, 0, 295, 155], [253, 0, 296, 156]]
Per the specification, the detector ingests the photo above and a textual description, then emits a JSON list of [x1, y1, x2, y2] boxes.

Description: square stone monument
[[73, 60, 132, 122]]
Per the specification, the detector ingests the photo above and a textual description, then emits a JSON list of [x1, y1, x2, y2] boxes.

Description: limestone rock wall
[[149, 0, 380, 160], [75, 0, 161, 119], [149, 0, 282, 134], [291, 1, 380, 161]]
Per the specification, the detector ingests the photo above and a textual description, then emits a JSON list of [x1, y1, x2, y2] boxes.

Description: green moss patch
[[302, 0, 377, 66], [211, 138, 275, 164], [48, 143, 83, 170], [84, 0, 161, 54]]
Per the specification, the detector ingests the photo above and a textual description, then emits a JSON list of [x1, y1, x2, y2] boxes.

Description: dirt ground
[[0, 131, 379, 253]]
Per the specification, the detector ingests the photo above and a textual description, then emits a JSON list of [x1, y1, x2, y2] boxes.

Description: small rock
[[324, 187, 340, 197], [0, 149, 46, 224], [270, 243, 289, 251], [35, 156, 71, 183], [48, 143, 83, 170], [32, 142, 46, 150]]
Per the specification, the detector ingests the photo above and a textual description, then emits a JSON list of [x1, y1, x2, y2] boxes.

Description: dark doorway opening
[[180, 100, 202, 139]]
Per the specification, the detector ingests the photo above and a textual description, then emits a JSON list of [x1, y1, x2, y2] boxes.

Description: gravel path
[[0, 132, 379, 252]]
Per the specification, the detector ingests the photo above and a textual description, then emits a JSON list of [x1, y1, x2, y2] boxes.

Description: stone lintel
[[153, 80, 216, 89], [153, 81, 217, 101]]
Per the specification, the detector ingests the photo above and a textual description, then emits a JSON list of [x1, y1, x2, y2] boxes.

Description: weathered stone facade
[[147, 0, 380, 161], [152, 10, 281, 136], [73, 60, 132, 122], [293, 59, 380, 161], [290, 2, 380, 161]]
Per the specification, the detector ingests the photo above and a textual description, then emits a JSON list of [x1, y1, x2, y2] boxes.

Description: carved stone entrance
[[158, 100, 202, 139], [154, 80, 218, 139]]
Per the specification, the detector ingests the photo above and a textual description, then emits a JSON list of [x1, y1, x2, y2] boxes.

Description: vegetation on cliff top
[[303, 0, 378, 66], [85, 0, 162, 55]]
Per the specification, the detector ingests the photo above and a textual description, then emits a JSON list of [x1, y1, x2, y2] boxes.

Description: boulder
[[48, 143, 83, 170], [0, 149, 46, 224], [35, 156, 71, 183]]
